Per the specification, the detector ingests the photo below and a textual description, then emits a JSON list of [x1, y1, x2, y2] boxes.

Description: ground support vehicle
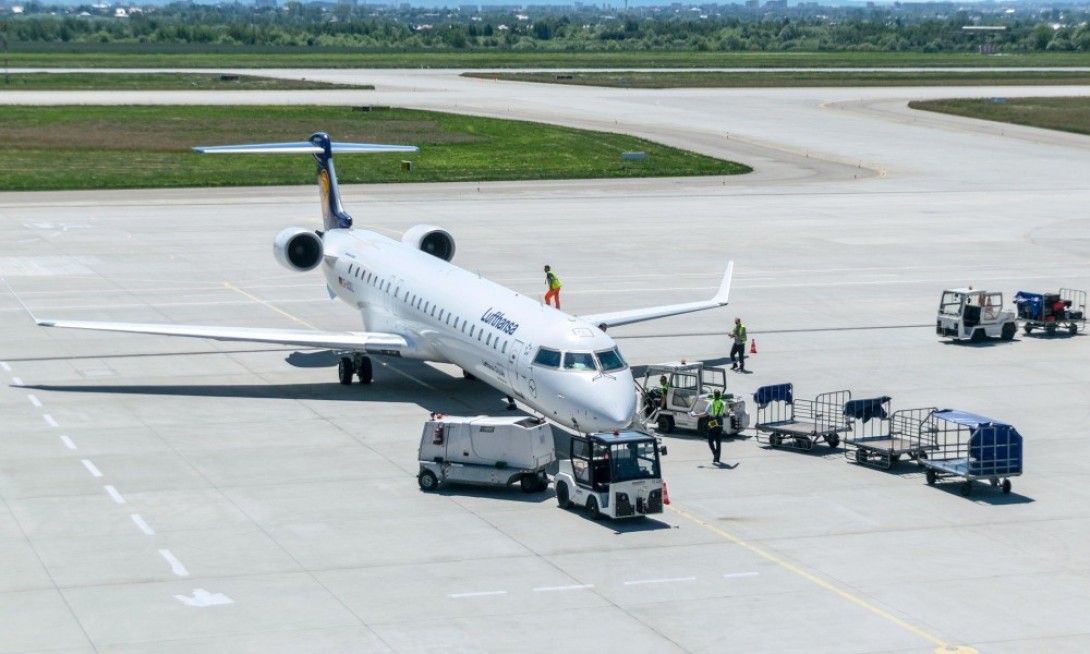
[[638, 361, 749, 436], [554, 430, 665, 520], [936, 288, 1017, 342], [1014, 288, 1086, 336], [843, 399, 938, 470], [753, 384, 852, 451], [417, 415, 553, 493], [919, 410, 1023, 496]]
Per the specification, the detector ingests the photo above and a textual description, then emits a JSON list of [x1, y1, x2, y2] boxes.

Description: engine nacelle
[[402, 224, 456, 262], [273, 227, 324, 272]]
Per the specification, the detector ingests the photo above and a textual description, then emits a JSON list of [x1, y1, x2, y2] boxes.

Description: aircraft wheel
[[418, 470, 438, 492], [555, 482, 571, 509], [356, 356, 373, 384], [338, 357, 355, 385], [587, 496, 602, 521]]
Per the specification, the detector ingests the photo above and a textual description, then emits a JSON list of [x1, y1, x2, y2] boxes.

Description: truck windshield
[[595, 348, 627, 372], [610, 441, 660, 482], [939, 292, 963, 316]]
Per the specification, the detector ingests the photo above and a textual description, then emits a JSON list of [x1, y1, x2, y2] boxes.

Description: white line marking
[[60, 435, 77, 450], [533, 584, 594, 592], [159, 549, 190, 577], [43, 414, 58, 427], [12, 377, 24, 386], [131, 513, 155, 535], [81, 459, 103, 478], [723, 572, 760, 579], [624, 577, 697, 586], [104, 485, 126, 504], [27, 394, 42, 407], [447, 590, 508, 598], [0, 362, 10, 372]]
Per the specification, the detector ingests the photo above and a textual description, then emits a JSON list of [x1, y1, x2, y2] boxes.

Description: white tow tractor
[[417, 414, 553, 493], [639, 361, 749, 436], [936, 288, 1017, 342], [554, 430, 666, 520]]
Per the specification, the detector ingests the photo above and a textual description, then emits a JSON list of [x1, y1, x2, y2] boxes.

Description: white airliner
[[37, 133, 733, 432]]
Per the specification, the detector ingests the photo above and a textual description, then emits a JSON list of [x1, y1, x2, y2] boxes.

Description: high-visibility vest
[[547, 272, 562, 290], [709, 398, 726, 417], [732, 323, 747, 344]]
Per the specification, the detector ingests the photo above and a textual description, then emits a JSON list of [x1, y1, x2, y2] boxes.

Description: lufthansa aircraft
[[37, 133, 733, 432]]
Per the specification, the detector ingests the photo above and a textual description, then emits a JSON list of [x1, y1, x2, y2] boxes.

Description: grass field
[[0, 105, 749, 191], [465, 70, 1090, 88], [0, 73, 372, 91], [910, 96, 1090, 137], [5, 45, 1090, 69]]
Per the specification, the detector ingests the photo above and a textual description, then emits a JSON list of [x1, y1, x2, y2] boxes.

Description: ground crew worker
[[658, 375, 670, 409], [705, 390, 727, 464], [730, 317, 748, 372], [544, 265, 562, 309]]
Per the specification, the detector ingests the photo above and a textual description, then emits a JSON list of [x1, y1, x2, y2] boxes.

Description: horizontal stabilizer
[[580, 261, 733, 329], [36, 319, 409, 353], [194, 142, 418, 155]]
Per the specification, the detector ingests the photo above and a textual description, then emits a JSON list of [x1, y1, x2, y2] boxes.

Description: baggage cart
[[918, 410, 1023, 496], [842, 399, 938, 470], [752, 383, 851, 451], [1013, 288, 1086, 336]]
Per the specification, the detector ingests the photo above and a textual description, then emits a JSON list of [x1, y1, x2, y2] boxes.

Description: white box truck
[[417, 414, 554, 493]]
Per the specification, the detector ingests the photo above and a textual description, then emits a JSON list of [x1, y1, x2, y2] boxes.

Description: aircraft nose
[[585, 371, 637, 430]]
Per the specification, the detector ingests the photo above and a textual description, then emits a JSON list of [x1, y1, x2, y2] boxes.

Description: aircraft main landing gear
[[338, 353, 373, 385]]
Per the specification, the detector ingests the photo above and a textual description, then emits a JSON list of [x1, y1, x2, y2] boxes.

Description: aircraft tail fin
[[194, 133, 418, 231]]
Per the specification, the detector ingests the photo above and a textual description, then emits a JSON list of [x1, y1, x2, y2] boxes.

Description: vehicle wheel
[[1070, 324, 1079, 335], [926, 469, 937, 486], [520, 475, 538, 493], [586, 496, 602, 521], [697, 416, 709, 436], [827, 434, 840, 448], [970, 328, 984, 343], [555, 482, 571, 509], [338, 357, 355, 385], [356, 356, 373, 384], [418, 469, 438, 492], [882, 456, 893, 471], [797, 436, 812, 451], [1001, 479, 1012, 494], [535, 475, 550, 492], [1001, 322, 1016, 341], [1023, 324, 1033, 334], [769, 433, 782, 448], [891, 454, 902, 463], [960, 481, 972, 497], [657, 415, 674, 434], [854, 449, 866, 464]]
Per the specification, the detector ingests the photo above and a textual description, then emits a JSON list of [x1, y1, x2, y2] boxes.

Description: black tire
[[827, 434, 840, 449], [556, 482, 571, 509], [418, 469, 438, 492], [1001, 322, 1016, 341], [1070, 324, 1079, 335], [657, 415, 674, 434], [770, 433, 782, 448], [1024, 323, 1033, 334], [520, 475, 537, 493], [338, 357, 355, 385], [854, 449, 866, 464], [882, 456, 893, 471], [535, 475, 550, 492], [357, 356, 373, 385], [587, 495, 602, 520], [891, 454, 902, 463], [970, 328, 985, 343], [1002, 479, 1012, 494], [1046, 324, 1057, 335], [960, 481, 972, 497], [926, 469, 937, 486], [697, 416, 709, 436]]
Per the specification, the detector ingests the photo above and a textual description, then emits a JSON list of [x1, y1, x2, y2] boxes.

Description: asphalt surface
[[2, 71, 1090, 653]]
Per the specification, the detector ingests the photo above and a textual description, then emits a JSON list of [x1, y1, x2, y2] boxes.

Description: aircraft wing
[[35, 319, 409, 353], [580, 261, 733, 329]]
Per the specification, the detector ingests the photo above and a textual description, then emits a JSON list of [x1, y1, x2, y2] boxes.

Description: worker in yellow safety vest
[[544, 265, 562, 309], [705, 390, 727, 464], [730, 318, 748, 373]]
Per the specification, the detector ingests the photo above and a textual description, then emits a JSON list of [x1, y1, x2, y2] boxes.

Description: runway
[[2, 72, 1090, 653]]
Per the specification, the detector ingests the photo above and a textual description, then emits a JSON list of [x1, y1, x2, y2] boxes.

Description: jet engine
[[402, 224, 456, 262], [273, 227, 324, 272]]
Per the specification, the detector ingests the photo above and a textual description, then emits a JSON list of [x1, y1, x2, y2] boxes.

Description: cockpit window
[[533, 347, 561, 368], [563, 351, 597, 372], [595, 348, 627, 372]]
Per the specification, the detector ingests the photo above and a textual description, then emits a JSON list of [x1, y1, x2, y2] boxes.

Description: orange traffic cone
[[662, 481, 671, 505], [749, 339, 758, 355]]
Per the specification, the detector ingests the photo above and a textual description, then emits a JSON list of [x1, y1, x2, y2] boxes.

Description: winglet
[[713, 261, 734, 305]]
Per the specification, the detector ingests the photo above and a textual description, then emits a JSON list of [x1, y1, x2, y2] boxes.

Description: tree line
[[6, 2, 1090, 52]]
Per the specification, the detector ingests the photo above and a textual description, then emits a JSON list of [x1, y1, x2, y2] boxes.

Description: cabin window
[[533, 347, 561, 368], [596, 348, 627, 372], [486, 334, 492, 346], [502, 341, 508, 354], [563, 351, 597, 372], [439, 309, 444, 321], [469, 326, 474, 338]]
